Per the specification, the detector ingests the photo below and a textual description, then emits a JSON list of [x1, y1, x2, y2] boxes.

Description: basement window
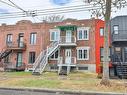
[[78, 67, 88, 70]]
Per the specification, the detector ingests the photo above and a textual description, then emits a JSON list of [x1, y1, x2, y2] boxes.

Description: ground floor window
[[49, 50, 59, 60], [29, 52, 36, 64], [77, 47, 90, 60], [4, 55, 10, 63]]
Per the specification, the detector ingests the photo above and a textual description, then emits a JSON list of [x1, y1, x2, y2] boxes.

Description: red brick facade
[[0, 18, 105, 73]]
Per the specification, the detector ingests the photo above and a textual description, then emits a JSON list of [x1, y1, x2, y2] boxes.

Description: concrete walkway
[[0, 87, 126, 95]]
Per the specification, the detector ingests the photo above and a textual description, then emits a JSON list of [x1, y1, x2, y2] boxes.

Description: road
[[0, 88, 126, 95]]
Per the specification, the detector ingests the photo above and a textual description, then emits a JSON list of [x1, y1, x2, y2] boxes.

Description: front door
[[18, 33, 24, 47], [66, 30, 72, 43], [16, 52, 23, 67], [65, 49, 71, 64]]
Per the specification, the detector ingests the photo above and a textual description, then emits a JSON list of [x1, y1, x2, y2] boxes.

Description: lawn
[[0, 71, 127, 93]]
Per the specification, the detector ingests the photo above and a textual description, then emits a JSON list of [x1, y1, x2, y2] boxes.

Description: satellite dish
[[50, 0, 72, 6]]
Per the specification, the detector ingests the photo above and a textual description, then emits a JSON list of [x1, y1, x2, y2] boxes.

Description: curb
[[0, 87, 126, 95]]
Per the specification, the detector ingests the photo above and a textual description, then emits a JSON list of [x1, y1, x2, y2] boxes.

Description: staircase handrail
[[47, 41, 59, 55], [33, 50, 46, 71]]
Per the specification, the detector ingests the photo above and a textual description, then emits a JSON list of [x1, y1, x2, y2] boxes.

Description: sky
[[0, 0, 127, 25]]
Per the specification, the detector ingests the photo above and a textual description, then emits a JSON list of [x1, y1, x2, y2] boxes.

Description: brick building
[[0, 18, 105, 75]]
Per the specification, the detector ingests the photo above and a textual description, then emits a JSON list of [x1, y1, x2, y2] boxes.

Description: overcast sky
[[0, 0, 127, 25]]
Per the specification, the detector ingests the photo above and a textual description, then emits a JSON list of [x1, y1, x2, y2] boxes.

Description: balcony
[[59, 36, 76, 46], [112, 30, 127, 42], [6, 41, 26, 51], [57, 57, 76, 67]]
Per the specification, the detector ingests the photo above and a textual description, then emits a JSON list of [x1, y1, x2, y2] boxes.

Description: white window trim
[[49, 50, 59, 60], [100, 28, 104, 36], [49, 29, 60, 41], [77, 47, 90, 60], [30, 33, 37, 45], [77, 27, 90, 40], [113, 25, 119, 34]]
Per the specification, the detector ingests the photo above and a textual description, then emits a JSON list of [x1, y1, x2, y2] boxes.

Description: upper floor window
[[50, 29, 60, 41], [113, 25, 119, 34], [77, 27, 89, 40], [100, 28, 104, 36], [30, 33, 37, 45], [6, 34, 12, 43], [29, 52, 36, 64], [77, 47, 90, 60]]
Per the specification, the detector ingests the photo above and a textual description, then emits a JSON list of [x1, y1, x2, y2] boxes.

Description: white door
[[65, 49, 71, 64], [66, 30, 72, 43]]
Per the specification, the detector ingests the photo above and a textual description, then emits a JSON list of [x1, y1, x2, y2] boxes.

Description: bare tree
[[84, 0, 127, 86]]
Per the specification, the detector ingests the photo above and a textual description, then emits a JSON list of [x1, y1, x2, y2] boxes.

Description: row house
[[111, 15, 127, 78], [0, 18, 105, 75]]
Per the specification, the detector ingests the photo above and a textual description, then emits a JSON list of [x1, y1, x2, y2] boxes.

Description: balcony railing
[[6, 41, 26, 50], [57, 57, 76, 66], [112, 30, 127, 42], [59, 36, 76, 46]]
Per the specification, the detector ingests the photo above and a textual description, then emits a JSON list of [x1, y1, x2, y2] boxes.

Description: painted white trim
[[49, 29, 60, 41], [77, 27, 90, 40], [77, 47, 90, 60]]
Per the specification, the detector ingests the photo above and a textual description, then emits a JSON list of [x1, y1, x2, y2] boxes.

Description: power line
[[0, 7, 101, 19], [7, 0, 26, 12]]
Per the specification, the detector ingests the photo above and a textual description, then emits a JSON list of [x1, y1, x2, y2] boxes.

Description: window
[[113, 25, 119, 34], [50, 29, 60, 41], [78, 67, 88, 70], [77, 27, 89, 40], [6, 34, 12, 43], [50, 50, 59, 60], [4, 55, 10, 63], [100, 47, 104, 62], [77, 47, 90, 60], [100, 28, 104, 36], [29, 52, 36, 64], [30, 33, 37, 45]]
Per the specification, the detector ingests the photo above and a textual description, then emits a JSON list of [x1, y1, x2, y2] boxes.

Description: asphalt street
[[0, 88, 126, 95], [0, 89, 68, 95]]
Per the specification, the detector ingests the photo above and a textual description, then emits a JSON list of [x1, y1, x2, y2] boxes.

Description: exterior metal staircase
[[0, 49, 12, 60], [32, 41, 59, 75], [112, 54, 127, 79]]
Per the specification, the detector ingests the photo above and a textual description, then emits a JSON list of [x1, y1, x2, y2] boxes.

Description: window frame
[[77, 47, 90, 60], [29, 52, 36, 64], [100, 27, 104, 36], [49, 29, 60, 41], [6, 34, 13, 43], [77, 27, 89, 40], [113, 25, 119, 34], [49, 50, 59, 60], [30, 32, 37, 45]]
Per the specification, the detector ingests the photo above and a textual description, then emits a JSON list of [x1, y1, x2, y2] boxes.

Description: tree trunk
[[100, 0, 111, 86]]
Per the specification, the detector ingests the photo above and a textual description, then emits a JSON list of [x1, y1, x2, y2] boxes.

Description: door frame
[[66, 30, 72, 43], [16, 52, 23, 67], [65, 49, 72, 64]]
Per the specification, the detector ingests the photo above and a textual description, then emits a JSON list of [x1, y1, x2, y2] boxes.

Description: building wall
[[0, 18, 104, 73], [95, 19, 105, 73]]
